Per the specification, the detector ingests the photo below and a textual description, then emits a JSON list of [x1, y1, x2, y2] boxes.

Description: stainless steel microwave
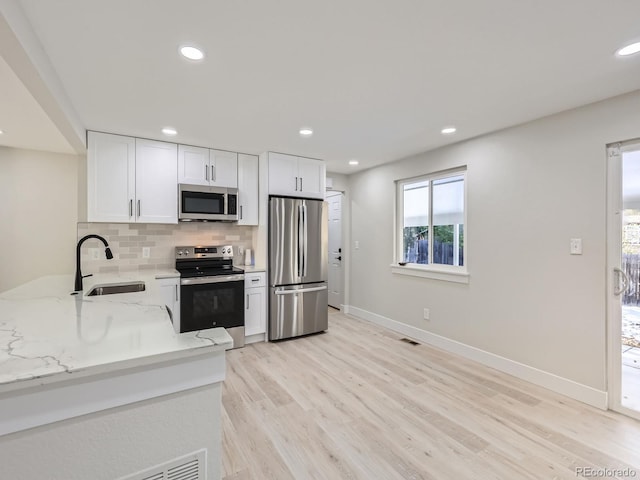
[[178, 184, 238, 221]]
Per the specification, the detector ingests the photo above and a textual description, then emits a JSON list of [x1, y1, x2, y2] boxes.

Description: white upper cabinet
[[135, 139, 178, 224], [210, 150, 238, 188], [88, 132, 135, 223], [237, 153, 259, 225], [296, 156, 325, 197], [178, 145, 238, 188], [177, 145, 209, 186], [87, 132, 178, 224], [267, 152, 326, 199]]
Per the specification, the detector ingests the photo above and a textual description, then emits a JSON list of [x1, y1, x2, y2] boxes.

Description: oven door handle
[[180, 274, 244, 285]]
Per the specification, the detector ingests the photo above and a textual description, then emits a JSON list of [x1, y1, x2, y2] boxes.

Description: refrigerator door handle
[[297, 204, 303, 278], [275, 285, 327, 295], [303, 203, 308, 277]]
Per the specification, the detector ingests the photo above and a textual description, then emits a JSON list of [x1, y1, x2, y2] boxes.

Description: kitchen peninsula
[[0, 273, 232, 480]]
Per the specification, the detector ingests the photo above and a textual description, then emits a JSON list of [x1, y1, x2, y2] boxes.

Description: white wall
[[0, 384, 220, 479], [347, 89, 640, 398], [0, 147, 81, 292]]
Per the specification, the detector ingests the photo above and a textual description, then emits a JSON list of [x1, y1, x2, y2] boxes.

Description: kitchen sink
[[86, 281, 146, 296]]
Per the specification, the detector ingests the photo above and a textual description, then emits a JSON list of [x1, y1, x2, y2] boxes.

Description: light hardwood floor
[[222, 309, 640, 479]]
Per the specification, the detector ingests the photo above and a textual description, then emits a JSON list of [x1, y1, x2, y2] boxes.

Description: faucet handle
[[82, 274, 93, 279]]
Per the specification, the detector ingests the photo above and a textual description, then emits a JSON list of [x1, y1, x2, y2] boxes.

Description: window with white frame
[[397, 168, 466, 268]]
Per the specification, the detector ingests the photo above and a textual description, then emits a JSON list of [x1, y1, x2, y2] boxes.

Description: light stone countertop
[[0, 272, 232, 393], [240, 265, 266, 273]]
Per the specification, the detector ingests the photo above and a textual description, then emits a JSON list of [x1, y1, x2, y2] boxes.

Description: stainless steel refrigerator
[[269, 196, 328, 340]]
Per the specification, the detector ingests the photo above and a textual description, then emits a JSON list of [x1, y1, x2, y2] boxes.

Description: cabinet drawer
[[244, 272, 266, 288]]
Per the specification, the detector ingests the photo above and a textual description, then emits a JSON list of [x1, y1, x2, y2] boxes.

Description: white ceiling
[[2, 0, 640, 173]]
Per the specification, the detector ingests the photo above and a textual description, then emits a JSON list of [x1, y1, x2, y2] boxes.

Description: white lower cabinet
[[244, 271, 266, 341], [156, 277, 180, 332]]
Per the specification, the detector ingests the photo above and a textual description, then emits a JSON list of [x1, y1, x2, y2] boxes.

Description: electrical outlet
[[423, 308, 430, 320], [89, 248, 100, 260], [142, 247, 151, 258], [570, 238, 582, 255]]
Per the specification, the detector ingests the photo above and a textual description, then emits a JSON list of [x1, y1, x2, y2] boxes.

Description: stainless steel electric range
[[175, 245, 245, 348]]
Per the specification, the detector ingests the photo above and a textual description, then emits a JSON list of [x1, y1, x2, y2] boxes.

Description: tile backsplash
[[77, 222, 256, 274]]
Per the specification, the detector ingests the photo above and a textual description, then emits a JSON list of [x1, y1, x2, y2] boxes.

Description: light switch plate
[[570, 238, 582, 255], [142, 247, 151, 258]]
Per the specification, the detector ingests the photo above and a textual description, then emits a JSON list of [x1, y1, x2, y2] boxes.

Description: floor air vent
[[400, 337, 420, 346], [117, 449, 206, 480]]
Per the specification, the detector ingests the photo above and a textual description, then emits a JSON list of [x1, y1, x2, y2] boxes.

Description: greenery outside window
[[396, 168, 466, 275]]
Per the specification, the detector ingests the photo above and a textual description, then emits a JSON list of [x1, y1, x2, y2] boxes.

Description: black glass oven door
[[180, 280, 244, 333]]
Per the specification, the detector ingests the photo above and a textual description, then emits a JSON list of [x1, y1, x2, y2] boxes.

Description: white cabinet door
[[297, 156, 326, 199], [87, 131, 135, 222], [210, 150, 238, 188], [156, 277, 180, 332], [245, 289, 265, 336], [267, 152, 326, 198], [244, 272, 266, 337], [135, 139, 178, 224], [237, 153, 259, 225], [178, 145, 209, 185], [268, 152, 299, 196]]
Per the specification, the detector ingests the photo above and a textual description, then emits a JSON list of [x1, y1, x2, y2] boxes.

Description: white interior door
[[326, 191, 343, 309], [608, 139, 640, 419]]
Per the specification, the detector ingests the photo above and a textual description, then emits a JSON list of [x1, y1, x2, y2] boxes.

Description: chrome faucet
[[74, 234, 113, 292]]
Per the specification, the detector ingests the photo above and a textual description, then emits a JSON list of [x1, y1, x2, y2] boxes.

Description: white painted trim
[[245, 333, 266, 344], [390, 264, 470, 284], [0, 351, 226, 436], [346, 305, 608, 409], [606, 143, 623, 412]]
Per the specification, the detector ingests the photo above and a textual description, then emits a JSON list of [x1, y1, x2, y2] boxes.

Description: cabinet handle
[[295, 176, 298, 191], [137, 200, 141, 217], [246, 294, 249, 309], [175, 284, 179, 302], [300, 177, 303, 191], [252, 278, 260, 282], [205, 164, 209, 181], [129, 199, 133, 218], [240, 205, 243, 220], [212, 165, 216, 182]]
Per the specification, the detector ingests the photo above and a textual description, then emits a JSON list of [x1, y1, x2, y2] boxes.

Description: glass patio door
[[608, 139, 640, 418]]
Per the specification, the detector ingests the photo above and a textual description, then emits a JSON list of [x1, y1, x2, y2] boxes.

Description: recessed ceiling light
[[162, 127, 178, 136], [180, 45, 204, 61], [0, 129, 4, 135], [299, 128, 313, 137], [441, 126, 457, 135], [617, 41, 640, 57], [348, 160, 359, 166]]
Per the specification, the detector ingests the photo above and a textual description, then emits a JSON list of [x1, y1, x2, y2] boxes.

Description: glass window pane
[[403, 181, 428, 264], [433, 175, 464, 266]]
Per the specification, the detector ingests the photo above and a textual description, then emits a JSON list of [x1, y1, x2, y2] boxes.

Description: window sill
[[390, 263, 470, 284]]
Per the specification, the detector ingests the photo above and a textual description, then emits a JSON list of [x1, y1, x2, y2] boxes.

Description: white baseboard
[[245, 333, 266, 345], [345, 305, 608, 410]]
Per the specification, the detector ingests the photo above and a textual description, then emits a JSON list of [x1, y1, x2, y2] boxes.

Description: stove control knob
[[177, 250, 183, 256], [185, 250, 190, 255], [222, 248, 227, 254]]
